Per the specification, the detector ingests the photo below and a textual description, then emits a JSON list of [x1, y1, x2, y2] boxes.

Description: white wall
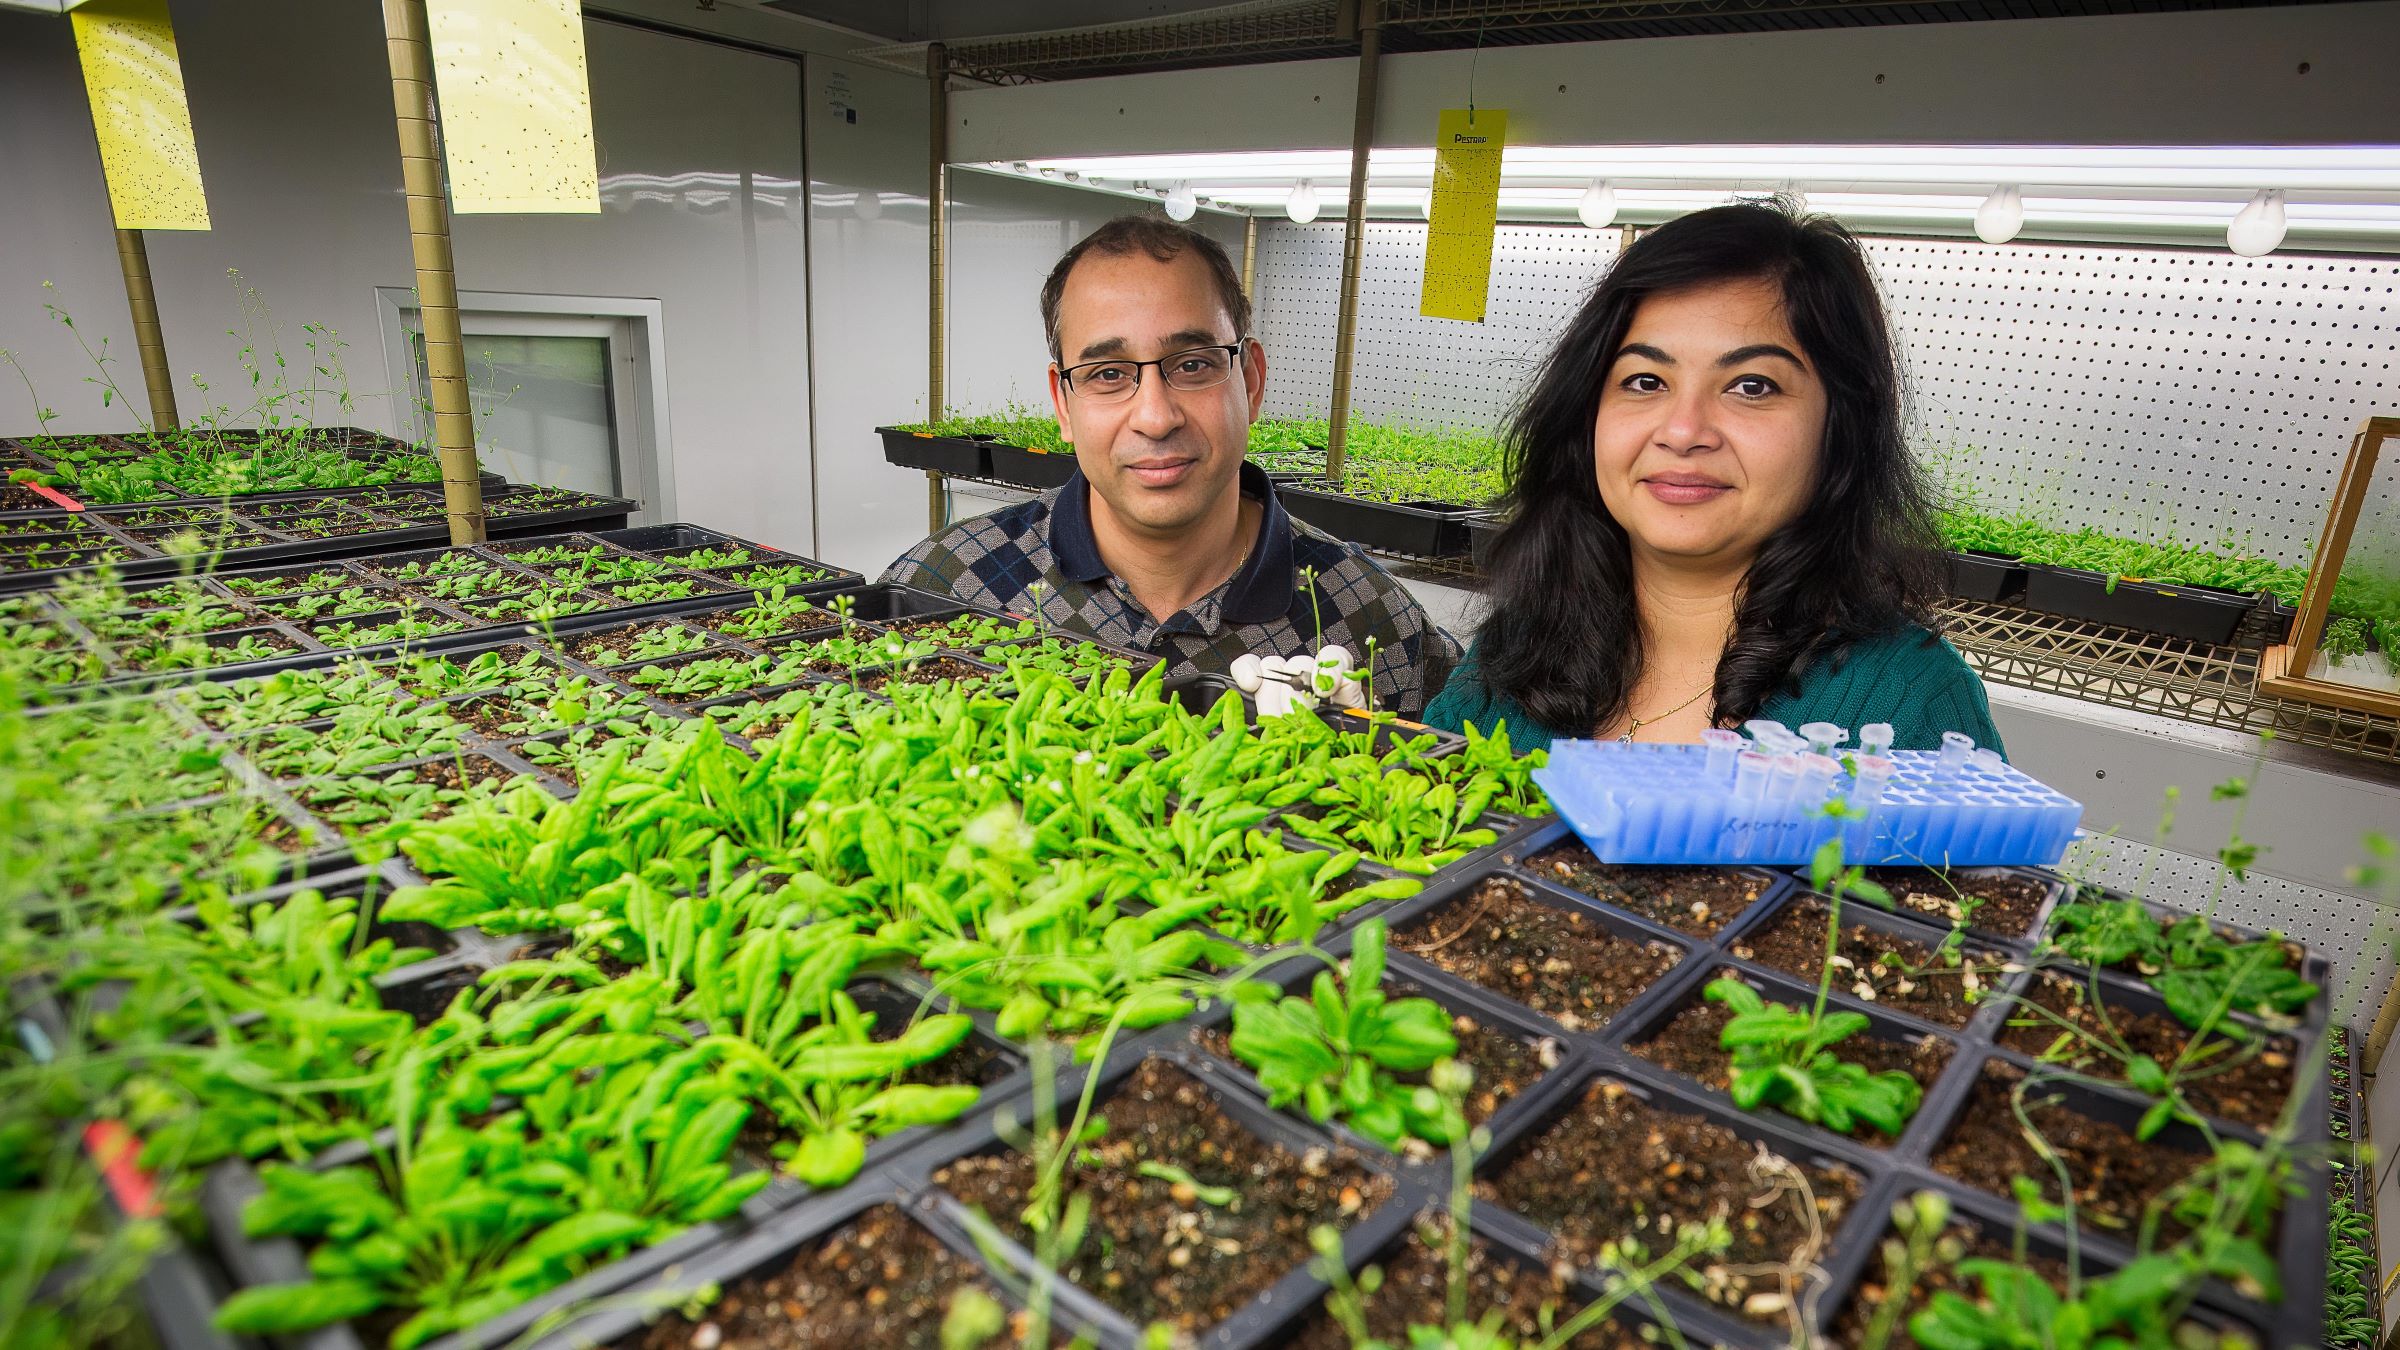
[[800, 52, 934, 577], [950, 2, 2400, 158], [0, 6, 815, 552], [946, 170, 1248, 418]]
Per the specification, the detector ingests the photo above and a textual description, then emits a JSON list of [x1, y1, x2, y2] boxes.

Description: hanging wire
[[1465, 11, 1486, 124]]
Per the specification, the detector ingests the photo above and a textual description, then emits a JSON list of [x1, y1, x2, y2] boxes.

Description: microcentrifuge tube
[[1701, 728, 1744, 781], [1849, 754, 1896, 809], [1937, 730, 1975, 777]]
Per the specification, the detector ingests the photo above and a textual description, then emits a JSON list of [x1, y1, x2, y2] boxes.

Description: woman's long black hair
[[1477, 196, 1944, 735]]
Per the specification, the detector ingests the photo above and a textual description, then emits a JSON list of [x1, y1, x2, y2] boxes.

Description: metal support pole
[[382, 0, 484, 546], [1325, 2, 1380, 483], [926, 41, 949, 535], [1241, 213, 1258, 301], [113, 229, 179, 431]]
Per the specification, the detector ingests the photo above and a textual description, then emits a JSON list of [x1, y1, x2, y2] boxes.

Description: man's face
[[1047, 248, 1266, 541]]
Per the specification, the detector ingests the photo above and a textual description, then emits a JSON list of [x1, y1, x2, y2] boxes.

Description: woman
[[1425, 198, 2001, 757]]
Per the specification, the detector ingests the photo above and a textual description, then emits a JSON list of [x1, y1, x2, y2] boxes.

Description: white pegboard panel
[[1249, 222, 2400, 566], [2061, 833, 2397, 1024], [1251, 220, 1619, 431], [1870, 240, 2394, 568]]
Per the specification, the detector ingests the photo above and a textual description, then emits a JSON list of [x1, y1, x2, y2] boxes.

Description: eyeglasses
[[1058, 342, 1246, 403]]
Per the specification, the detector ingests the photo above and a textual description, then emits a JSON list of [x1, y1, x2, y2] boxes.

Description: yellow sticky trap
[[424, 0, 599, 214], [1420, 108, 1507, 322], [70, 0, 210, 231]]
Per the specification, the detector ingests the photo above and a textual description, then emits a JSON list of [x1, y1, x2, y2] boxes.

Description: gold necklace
[[1618, 683, 1713, 744]]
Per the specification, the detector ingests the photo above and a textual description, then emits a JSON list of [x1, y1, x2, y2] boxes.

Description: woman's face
[[1593, 278, 1828, 571]]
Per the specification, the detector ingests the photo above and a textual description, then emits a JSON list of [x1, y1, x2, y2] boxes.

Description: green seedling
[[1228, 919, 1460, 1148]]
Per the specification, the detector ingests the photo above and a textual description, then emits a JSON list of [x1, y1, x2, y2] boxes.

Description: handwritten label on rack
[[424, 0, 600, 213], [70, 0, 211, 231], [1420, 108, 1506, 322]]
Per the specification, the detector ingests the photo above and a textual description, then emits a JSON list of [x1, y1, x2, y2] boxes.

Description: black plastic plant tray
[[1917, 1057, 2286, 1255], [984, 439, 1081, 490], [899, 1045, 1427, 1350], [2039, 882, 2334, 1040], [1832, 861, 2068, 944], [1948, 548, 2027, 603], [798, 579, 971, 625], [1494, 816, 1798, 939], [197, 1154, 771, 1350], [1240, 1185, 1713, 1350], [510, 1175, 1120, 1350], [0, 461, 511, 524], [1977, 962, 2303, 1138], [1464, 510, 1506, 573], [1176, 931, 1586, 1187], [878, 424, 992, 477], [974, 630, 1166, 682], [1713, 882, 2028, 1040], [280, 744, 570, 842], [1609, 959, 1977, 1160], [0, 489, 636, 594], [152, 862, 461, 966], [1278, 485, 1474, 559], [1518, 851, 2330, 1350], [739, 971, 1037, 1211], [30, 782, 366, 930], [38, 529, 840, 698], [1463, 1059, 1882, 1349], [1818, 1166, 2276, 1350], [2019, 564, 2254, 645], [1368, 862, 1702, 1044]]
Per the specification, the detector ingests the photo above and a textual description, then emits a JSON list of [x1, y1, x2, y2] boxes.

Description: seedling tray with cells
[[1722, 886, 2019, 1032], [1184, 926, 1578, 1172], [1472, 1066, 1872, 1338], [1989, 967, 2300, 1133], [1270, 1204, 1685, 1350], [516, 1178, 1115, 1350], [1827, 1181, 2273, 1349], [1510, 825, 1785, 936], [35, 597, 2337, 1350], [735, 975, 1033, 1209], [1845, 863, 2064, 942], [1622, 961, 1964, 1152], [915, 1051, 1412, 1348], [0, 487, 635, 592], [1926, 1060, 2255, 1235], [1380, 868, 1692, 1036], [846, 652, 1009, 696], [555, 618, 726, 667]]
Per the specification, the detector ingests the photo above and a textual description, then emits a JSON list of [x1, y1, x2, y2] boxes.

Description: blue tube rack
[[1531, 738, 2083, 867]]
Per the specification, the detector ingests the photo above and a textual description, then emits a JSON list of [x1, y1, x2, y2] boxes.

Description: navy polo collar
[[1048, 459, 1295, 626]]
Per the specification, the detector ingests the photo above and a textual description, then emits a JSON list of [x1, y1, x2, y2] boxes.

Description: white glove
[[1231, 646, 1366, 716], [1308, 644, 1368, 711]]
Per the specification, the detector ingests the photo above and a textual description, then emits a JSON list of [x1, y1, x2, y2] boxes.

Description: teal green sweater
[[1425, 625, 2004, 758]]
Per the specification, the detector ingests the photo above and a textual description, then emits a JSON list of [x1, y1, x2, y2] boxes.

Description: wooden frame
[[2259, 414, 2400, 717]]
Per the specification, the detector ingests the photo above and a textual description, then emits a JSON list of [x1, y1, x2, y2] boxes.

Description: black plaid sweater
[[879, 463, 1461, 716]]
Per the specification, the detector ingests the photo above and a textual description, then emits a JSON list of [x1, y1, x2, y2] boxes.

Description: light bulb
[[2227, 188, 2287, 257], [1974, 186, 2024, 244], [1163, 181, 1196, 221], [1577, 180, 1616, 229], [1287, 179, 1319, 225], [1417, 187, 1433, 222]]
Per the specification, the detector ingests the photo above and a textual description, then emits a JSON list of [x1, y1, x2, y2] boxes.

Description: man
[[882, 214, 1459, 715]]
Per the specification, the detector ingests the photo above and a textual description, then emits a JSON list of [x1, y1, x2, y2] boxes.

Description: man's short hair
[[1039, 214, 1252, 364]]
